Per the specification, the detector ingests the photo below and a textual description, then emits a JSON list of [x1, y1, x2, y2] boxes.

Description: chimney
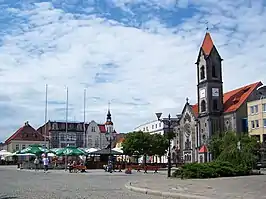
[[25, 121, 29, 126]]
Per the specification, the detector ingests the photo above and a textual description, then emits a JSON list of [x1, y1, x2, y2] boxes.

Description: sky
[[0, 0, 266, 141]]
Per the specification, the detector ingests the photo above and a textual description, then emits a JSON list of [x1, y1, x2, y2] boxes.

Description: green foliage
[[172, 131, 260, 179], [122, 131, 152, 156], [172, 161, 250, 179], [122, 131, 169, 158], [150, 133, 168, 156], [209, 132, 259, 168]]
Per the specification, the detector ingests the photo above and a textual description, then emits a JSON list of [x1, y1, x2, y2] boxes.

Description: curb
[[125, 182, 211, 199]]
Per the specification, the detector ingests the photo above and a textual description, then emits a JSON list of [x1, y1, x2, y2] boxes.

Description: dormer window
[[200, 65, 205, 80]]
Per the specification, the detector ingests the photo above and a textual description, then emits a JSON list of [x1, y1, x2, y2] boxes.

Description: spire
[[186, 97, 189, 104], [105, 101, 113, 125], [201, 32, 214, 56]]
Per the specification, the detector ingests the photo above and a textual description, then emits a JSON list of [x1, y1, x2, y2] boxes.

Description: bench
[[129, 165, 142, 172], [144, 166, 159, 173], [126, 165, 160, 173], [71, 165, 86, 173]]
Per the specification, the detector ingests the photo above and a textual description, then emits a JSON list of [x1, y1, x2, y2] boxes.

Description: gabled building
[[86, 121, 108, 149], [37, 121, 86, 148], [5, 121, 46, 152], [175, 32, 264, 163]]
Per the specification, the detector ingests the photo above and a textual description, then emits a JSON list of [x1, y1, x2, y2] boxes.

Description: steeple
[[201, 32, 214, 56], [105, 101, 113, 125]]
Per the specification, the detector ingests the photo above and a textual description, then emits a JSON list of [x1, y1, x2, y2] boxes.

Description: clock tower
[[196, 32, 224, 149]]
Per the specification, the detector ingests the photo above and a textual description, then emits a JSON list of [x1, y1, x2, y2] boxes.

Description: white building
[[85, 108, 116, 149], [86, 121, 109, 149]]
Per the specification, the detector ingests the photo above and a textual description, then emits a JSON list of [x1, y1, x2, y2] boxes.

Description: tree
[[209, 132, 259, 168], [122, 131, 153, 164], [150, 133, 168, 157], [122, 131, 169, 164]]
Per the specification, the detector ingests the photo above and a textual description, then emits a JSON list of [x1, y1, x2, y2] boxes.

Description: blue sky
[[0, 0, 266, 141]]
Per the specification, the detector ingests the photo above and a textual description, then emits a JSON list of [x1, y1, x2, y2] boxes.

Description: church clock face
[[200, 88, 206, 98], [212, 88, 219, 97]]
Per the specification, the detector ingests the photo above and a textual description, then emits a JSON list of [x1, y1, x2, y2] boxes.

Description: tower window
[[213, 99, 218, 110], [201, 100, 206, 112], [212, 65, 217, 78], [200, 65, 205, 80]]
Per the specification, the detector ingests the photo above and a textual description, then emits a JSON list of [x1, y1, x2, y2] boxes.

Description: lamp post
[[105, 131, 116, 173], [155, 112, 176, 178]]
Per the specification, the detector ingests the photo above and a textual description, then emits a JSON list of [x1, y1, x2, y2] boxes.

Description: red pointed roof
[[201, 32, 214, 56], [192, 82, 262, 117], [5, 122, 45, 144], [98, 124, 106, 133], [199, 145, 208, 153]]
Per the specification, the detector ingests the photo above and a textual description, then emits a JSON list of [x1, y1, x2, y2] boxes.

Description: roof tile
[[201, 32, 214, 56], [192, 82, 262, 116], [5, 123, 45, 144]]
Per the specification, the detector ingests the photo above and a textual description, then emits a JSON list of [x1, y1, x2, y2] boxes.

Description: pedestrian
[[34, 156, 39, 171], [42, 154, 49, 173]]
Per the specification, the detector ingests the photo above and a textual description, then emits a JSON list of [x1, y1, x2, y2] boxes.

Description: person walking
[[42, 154, 49, 173], [34, 156, 39, 171]]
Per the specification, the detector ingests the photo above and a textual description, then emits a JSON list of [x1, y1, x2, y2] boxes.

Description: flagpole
[[83, 88, 86, 148], [65, 86, 68, 171], [44, 84, 48, 149], [66, 86, 68, 135]]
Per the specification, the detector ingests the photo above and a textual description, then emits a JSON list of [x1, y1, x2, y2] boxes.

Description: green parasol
[[55, 146, 87, 156], [19, 144, 50, 155]]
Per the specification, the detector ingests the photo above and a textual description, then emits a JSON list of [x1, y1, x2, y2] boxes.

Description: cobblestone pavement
[[0, 166, 171, 199], [132, 174, 266, 199]]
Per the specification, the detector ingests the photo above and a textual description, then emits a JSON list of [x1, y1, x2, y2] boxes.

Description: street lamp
[[105, 131, 116, 173], [155, 113, 176, 177]]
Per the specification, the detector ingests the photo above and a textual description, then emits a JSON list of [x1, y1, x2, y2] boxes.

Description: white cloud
[[0, 0, 266, 141]]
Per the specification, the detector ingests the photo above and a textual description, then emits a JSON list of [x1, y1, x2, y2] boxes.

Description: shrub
[[173, 161, 251, 179]]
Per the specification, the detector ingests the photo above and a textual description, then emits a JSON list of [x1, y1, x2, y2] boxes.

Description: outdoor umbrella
[[19, 144, 50, 156], [0, 150, 12, 157], [55, 146, 87, 156]]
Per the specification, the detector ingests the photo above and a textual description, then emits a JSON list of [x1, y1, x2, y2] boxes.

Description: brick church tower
[[196, 32, 224, 160]]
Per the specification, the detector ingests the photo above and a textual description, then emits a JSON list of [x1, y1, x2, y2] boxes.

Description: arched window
[[212, 65, 217, 78], [201, 100, 206, 112], [52, 123, 58, 130], [200, 65, 205, 80]]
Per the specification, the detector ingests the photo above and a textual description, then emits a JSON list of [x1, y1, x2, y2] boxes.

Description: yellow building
[[247, 97, 266, 142]]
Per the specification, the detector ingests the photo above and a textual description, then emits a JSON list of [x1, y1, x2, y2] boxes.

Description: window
[[255, 120, 259, 128], [263, 104, 266, 112], [152, 125, 154, 129], [250, 106, 254, 114], [143, 128, 145, 131], [264, 119, 266, 127], [201, 100, 206, 112], [212, 65, 217, 78], [15, 144, 19, 151], [251, 121, 255, 129], [254, 105, 258, 113], [60, 134, 65, 141], [159, 123, 161, 128], [146, 127, 148, 131], [155, 124, 157, 128], [22, 145, 26, 149], [52, 123, 58, 130], [91, 126, 96, 132], [200, 65, 205, 80], [213, 99, 218, 110]]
